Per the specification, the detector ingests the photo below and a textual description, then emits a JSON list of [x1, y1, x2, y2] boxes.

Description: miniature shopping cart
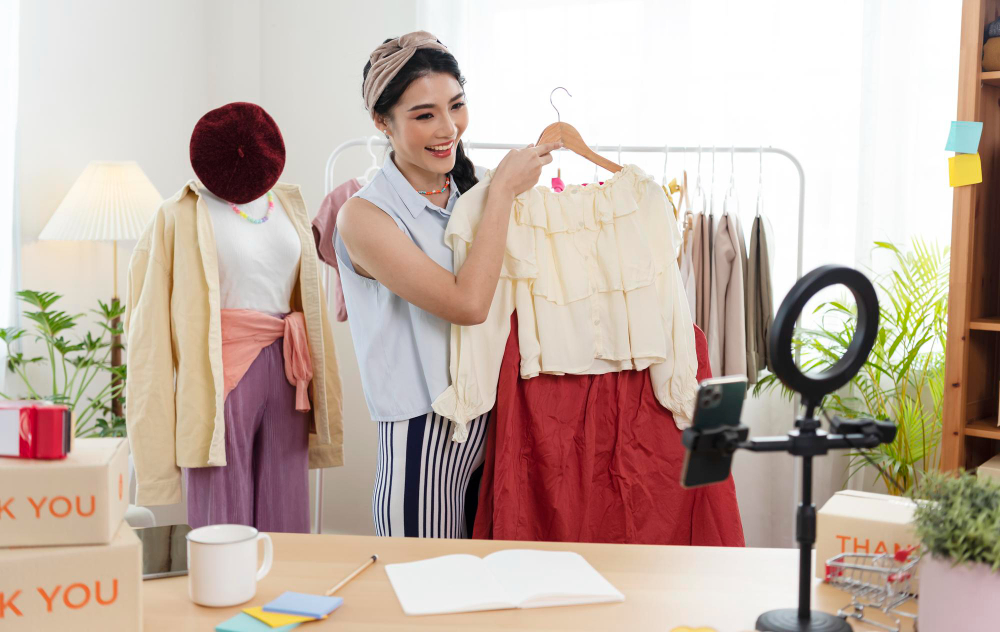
[[824, 546, 921, 632]]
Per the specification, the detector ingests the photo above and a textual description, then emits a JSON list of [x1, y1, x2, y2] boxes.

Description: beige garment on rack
[[707, 212, 748, 378], [735, 211, 757, 385], [695, 213, 713, 331], [747, 214, 774, 375], [689, 213, 703, 328], [679, 216, 697, 323]]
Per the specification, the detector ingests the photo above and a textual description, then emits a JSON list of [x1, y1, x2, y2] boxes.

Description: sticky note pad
[[949, 153, 983, 187], [946, 121, 984, 154], [243, 606, 322, 626], [215, 612, 300, 632], [262, 591, 344, 619]]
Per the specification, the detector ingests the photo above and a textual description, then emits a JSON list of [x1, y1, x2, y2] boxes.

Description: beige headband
[[363, 30, 450, 113]]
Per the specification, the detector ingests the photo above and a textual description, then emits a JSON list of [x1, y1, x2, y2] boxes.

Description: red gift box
[[0, 400, 71, 459]]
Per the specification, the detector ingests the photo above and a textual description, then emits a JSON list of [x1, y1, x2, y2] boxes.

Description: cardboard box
[[0, 521, 141, 631], [815, 490, 922, 592], [0, 438, 129, 547], [977, 454, 1000, 481]]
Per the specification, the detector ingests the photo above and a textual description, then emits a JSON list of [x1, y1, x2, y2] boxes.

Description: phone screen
[[136, 524, 192, 580]]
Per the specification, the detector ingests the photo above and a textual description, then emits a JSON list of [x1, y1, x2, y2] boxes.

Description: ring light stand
[[681, 265, 898, 632]]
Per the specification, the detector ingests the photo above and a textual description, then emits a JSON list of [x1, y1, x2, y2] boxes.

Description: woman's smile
[[425, 139, 455, 158]]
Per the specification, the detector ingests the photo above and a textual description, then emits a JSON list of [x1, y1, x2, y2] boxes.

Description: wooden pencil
[[325, 554, 379, 596]]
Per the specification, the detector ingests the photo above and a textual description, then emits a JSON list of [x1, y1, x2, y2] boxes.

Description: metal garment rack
[[313, 138, 807, 535]]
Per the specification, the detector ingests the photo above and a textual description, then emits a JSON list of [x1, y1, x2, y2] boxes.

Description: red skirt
[[472, 314, 745, 546]]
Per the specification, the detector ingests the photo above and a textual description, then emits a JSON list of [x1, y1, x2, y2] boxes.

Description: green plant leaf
[[5, 290, 129, 438], [756, 237, 948, 495]]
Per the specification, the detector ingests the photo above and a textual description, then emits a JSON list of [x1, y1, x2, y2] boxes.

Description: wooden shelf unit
[[943, 0, 1000, 471], [963, 419, 1000, 440]]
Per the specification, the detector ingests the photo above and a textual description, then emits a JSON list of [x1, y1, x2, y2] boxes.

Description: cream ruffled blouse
[[432, 164, 698, 442]]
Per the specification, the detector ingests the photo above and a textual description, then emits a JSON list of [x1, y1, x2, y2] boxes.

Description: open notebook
[[384, 550, 625, 616]]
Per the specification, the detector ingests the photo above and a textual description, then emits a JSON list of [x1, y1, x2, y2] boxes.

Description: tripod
[[681, 265, 895, 632]]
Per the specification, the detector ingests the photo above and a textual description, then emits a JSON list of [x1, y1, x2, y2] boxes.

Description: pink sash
[[220, 309, 313, 411]]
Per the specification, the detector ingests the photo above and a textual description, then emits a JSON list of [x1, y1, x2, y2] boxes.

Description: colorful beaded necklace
[[417, 176, 450, 196], [229, 191, 273, 224]]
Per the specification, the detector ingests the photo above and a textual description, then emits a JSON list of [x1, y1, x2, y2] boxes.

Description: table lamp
[[39, 161, 162, 416]]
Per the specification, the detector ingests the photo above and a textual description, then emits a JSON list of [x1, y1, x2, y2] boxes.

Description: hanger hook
[[710, 146, 716, 216], [729, 145, 736, 187], [662, 143, 669, 184], [756, 145, 765, 218], [550, 87, 572, 123]]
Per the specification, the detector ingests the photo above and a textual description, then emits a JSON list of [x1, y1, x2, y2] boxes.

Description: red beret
[[189, 102, 285, 204]]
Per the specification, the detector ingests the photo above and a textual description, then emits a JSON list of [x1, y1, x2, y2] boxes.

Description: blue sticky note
[[263, 591, 344, 619], [946, 121, 983, 154], [215, 612, 300, 632]]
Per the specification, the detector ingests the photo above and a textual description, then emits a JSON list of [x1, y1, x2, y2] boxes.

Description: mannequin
[[124, 102, 344, 534]]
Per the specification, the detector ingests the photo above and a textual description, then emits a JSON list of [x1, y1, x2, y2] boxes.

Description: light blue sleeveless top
[[333, 153, 461, 422]]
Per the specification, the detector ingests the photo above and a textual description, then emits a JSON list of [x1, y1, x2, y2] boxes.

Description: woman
[[335, 30, 561, 538]]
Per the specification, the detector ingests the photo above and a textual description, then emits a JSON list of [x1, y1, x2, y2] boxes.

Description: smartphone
[[680, 375, 748, 488], [135, 524, 192, 580]]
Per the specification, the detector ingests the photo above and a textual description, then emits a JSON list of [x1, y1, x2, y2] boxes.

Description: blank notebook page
[[483, 550, 625, 609], [384, 554, 514, 616]]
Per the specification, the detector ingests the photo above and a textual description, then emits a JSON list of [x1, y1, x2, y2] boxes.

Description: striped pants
[[372, 412, 490, 538]]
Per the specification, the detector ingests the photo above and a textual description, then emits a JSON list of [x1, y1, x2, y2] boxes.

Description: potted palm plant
[[754, 239, 948, 495], [0, 290, 126, 437], [909, 471, 1000, 630]]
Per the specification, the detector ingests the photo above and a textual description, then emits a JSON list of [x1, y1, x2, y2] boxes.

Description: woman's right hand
[[492, 142, 563, 197]]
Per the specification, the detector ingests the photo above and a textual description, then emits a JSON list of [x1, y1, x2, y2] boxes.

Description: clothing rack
[[314, 138, 807, 535]]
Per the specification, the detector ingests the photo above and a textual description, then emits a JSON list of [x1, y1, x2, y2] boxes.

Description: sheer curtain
[[0, 0, 20, 394], [418, 0, 961, 546]]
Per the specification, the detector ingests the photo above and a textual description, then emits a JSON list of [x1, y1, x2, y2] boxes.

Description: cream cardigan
[[432, 164, 698, 442], [124, 180, 344, 506]]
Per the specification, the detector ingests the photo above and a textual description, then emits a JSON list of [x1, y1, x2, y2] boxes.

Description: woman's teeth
[[426, 141, 454, 156]]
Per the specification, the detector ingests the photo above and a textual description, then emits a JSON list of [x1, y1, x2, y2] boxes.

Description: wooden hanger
[[536, 87, 622, 174]]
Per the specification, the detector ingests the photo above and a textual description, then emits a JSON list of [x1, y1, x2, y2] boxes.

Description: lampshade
[[39, 161, 162, 241]]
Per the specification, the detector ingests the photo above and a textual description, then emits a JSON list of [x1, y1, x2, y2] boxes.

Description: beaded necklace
[[230, 191, 273, 224], [417, 176, 450, 196]]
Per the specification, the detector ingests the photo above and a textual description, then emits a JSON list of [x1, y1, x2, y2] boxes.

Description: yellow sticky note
[[949, 153, 983, 187], [242, 606, 322, 626]]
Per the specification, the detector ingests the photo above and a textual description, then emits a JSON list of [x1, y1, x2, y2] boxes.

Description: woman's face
[[379, 72, 468, 175]]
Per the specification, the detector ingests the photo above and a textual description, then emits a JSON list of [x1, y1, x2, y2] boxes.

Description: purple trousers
[[184, 336, 310, 533]]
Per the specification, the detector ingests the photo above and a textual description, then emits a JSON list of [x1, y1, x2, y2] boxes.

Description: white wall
[[16, 0, 416, 535]]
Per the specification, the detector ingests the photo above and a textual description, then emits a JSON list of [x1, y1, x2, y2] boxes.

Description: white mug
[[186, 524, 273, 607]]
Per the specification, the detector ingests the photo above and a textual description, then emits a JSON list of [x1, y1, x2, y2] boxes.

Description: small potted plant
[[909, 470, 1000, 630]]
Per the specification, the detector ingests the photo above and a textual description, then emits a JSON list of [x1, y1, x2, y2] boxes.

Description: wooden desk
[[143, 534, 916, 631]]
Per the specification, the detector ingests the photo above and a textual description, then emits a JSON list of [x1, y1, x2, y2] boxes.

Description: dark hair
[[363, 39, 478, 195]]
